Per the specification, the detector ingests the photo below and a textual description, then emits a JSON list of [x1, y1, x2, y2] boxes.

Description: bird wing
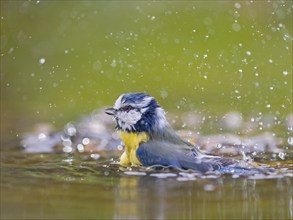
[[136, 140, 238, 172]]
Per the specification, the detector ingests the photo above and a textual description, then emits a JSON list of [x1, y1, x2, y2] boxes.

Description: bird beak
[[105, 107, 116, 116]]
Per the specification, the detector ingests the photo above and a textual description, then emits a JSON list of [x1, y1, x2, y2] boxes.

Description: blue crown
[[121, 92, 152, 105]]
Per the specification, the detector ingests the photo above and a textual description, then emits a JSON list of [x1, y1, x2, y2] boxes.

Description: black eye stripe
[[119, 105, 134, 112]]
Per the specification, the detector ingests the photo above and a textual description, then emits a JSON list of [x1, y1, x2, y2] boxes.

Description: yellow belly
[[118, 131, 149, 166]]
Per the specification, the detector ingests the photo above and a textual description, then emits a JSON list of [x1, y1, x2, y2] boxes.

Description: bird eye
[[120, 105, 134, 112]]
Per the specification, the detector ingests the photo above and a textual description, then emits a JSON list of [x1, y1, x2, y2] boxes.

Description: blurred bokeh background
[[1, 1, 292, 139], [1, 2, 292, 220]]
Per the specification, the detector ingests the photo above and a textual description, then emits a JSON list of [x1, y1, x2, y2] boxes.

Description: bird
[[105, 92, 266, 174]]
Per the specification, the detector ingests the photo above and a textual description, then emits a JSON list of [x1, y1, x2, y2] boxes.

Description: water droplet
[[221, 111, 243, 130], [234, 3, 241, 9], [38, 133, 47, 140], [90, 153, 101, 160], [39, 58, 46, 64], [64, 123, 77, 136], [232, 23, 241, 32], [246, 51, 252, 56], [288, 137, 293, 145], [62, 137, 72, 147], [278, 152, 285, 160], [160, 90, 168, 99], [110, 59, 117, 68], [63, 158, 73, 164], [283, 71, 288, 76], [117, 145, 124, 151], [63, 146, 73, 153], [82, 138, 90, 145], [8, 48, 14, 54], [77, 144, 84, 152]]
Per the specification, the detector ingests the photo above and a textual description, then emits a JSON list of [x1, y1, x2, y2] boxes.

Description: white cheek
[[124, 110, 142, 124], [117, 110, 142, 130]]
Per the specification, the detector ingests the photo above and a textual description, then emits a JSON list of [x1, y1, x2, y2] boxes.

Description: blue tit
[[105, 92, 265, 174]]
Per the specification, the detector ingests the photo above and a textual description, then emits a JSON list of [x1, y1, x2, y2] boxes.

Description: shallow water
[[1, 110, 293, 219], [1, 1, 292, 219], [1, 144, 292, 220]]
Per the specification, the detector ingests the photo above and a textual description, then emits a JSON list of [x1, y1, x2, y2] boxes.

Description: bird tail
[[217, 166, 274, 175]]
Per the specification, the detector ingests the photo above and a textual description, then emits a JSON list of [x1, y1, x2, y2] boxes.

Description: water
[[1, 1, 292, 219], [1, 110, 292, 219], [1, 148, 292, 219]]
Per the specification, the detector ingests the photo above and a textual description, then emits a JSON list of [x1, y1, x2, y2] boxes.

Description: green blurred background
[[1, 2, 292, 220], [1, 1, 292, 138]]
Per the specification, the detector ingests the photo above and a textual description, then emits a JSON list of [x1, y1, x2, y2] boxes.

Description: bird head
[[105, 93, 167, 133]]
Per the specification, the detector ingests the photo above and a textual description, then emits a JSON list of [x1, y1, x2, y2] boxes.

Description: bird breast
[[118, 131, 149, 166]]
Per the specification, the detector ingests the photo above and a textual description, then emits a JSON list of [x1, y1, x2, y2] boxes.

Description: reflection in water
[[113, 174, 292, 219], [1, 147, 292, 219]]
